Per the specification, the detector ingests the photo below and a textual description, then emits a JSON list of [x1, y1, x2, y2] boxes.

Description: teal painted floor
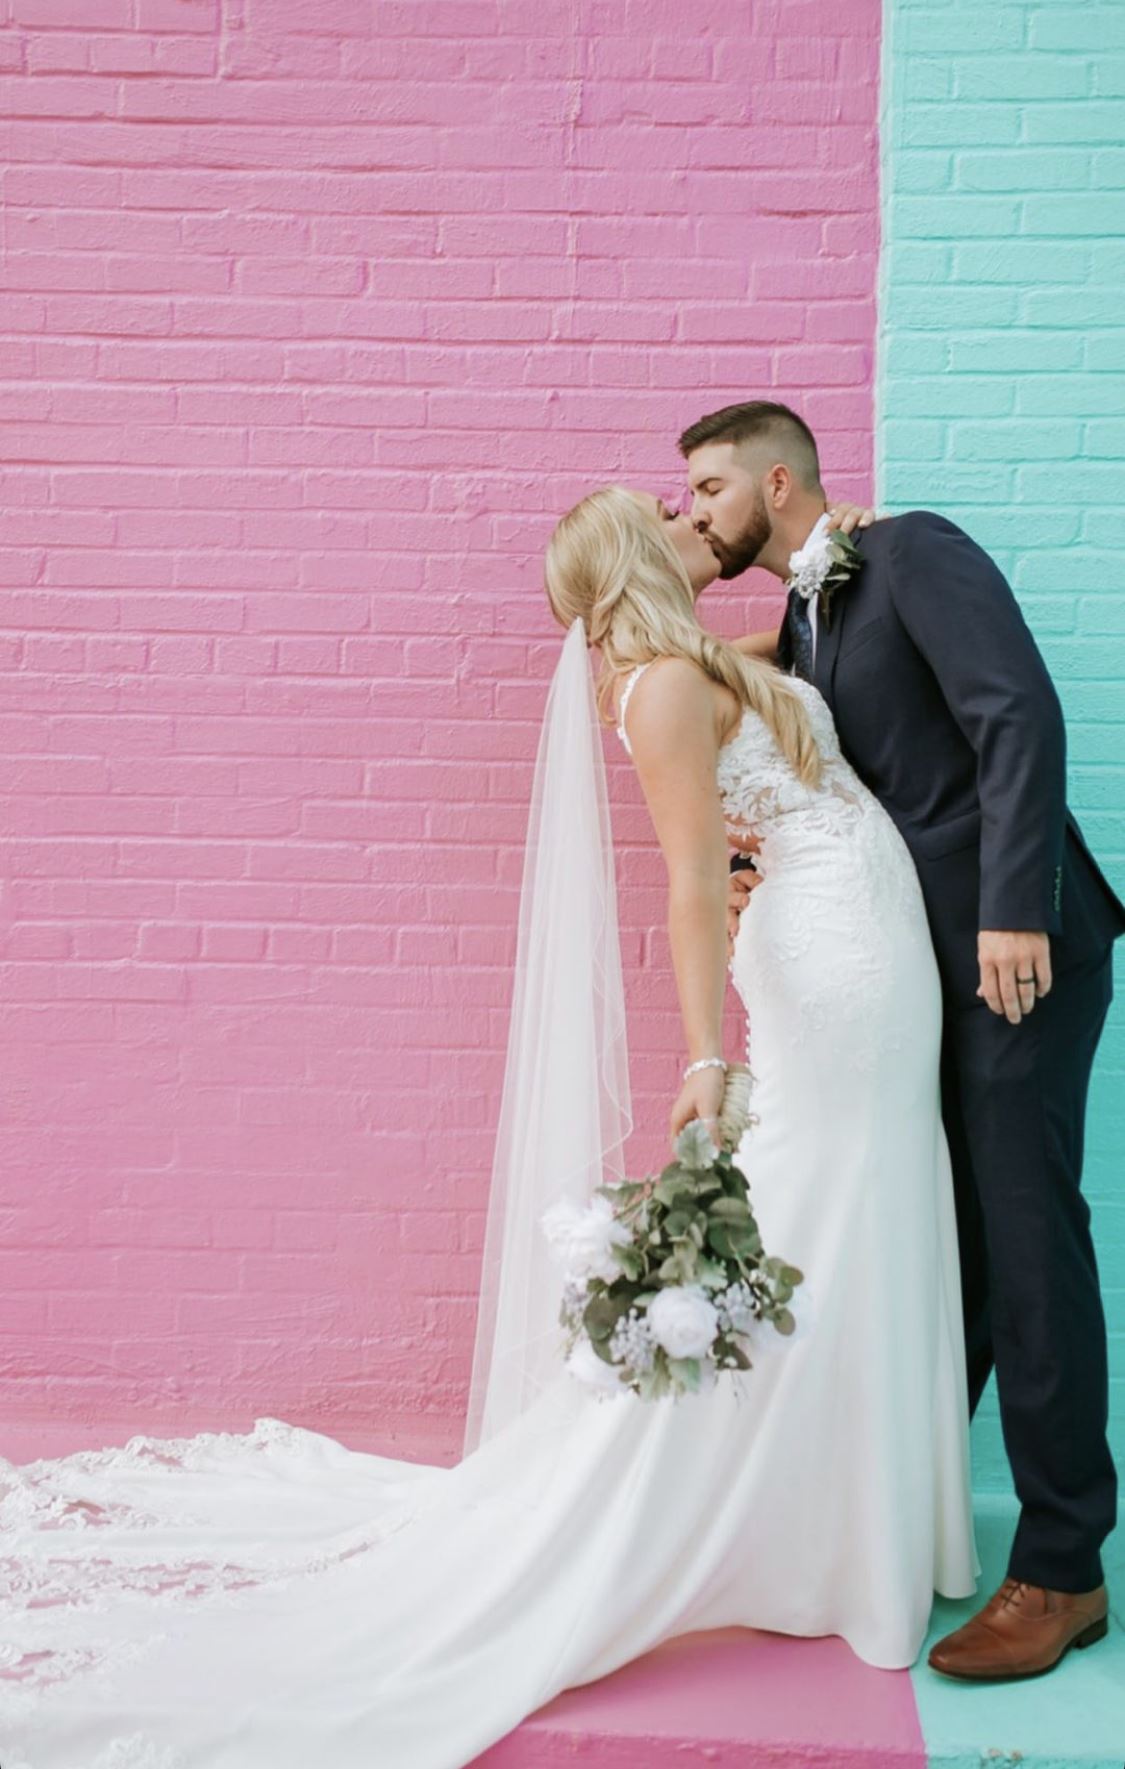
[[912, 1496, 1124, 1769]]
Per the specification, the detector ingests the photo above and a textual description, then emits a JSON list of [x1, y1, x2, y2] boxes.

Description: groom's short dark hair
[[677, 400, 822, 490]]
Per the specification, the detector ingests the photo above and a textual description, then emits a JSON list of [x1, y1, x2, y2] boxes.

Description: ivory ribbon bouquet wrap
[[541, 1062, 806, 1400]]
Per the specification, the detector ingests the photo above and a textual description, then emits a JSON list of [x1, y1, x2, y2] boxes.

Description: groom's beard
[[703, 489, 773, 580]]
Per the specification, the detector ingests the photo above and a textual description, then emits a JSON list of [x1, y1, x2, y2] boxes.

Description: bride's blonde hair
[[544, 484, 822, 786]]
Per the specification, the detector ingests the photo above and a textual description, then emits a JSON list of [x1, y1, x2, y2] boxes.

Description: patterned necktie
[[784, 584, 815, 682]]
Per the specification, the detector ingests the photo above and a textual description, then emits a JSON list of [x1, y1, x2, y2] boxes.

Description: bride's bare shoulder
[[615, 655, 740, 752]]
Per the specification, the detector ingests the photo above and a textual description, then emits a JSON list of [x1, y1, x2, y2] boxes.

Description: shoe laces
[[997, 1577, 1033, 1612]]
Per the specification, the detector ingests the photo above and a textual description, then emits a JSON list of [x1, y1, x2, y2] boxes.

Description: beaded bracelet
[[682, 1056, 728, 1081]]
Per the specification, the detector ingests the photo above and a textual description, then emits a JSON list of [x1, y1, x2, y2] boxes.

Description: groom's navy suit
[[779, 511, 1125, 1594]]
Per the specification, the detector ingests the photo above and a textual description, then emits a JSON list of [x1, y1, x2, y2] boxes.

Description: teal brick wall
[[879, 1, 1125, 1498]]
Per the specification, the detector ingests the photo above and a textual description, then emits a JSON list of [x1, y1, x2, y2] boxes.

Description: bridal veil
[[463, 614, 633, 1451]]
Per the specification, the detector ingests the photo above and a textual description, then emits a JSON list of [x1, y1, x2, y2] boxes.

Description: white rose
[[647, 1284, 720, 1361], [541, 1193, 632, 1284], [565, 1335, 628, 1395]]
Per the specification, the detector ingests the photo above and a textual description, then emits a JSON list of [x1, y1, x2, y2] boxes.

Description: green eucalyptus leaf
[[706, 1221, 740, 1260], [695, 1257, 729, 1290], [667, 1357, 702, 1392], [610, 1243, 644, 1281], [658, 1250, 695, 1283], [663, 1208, 696, 1239], [709, 1196, 752, 1221], [727, 1224, 760, 1255], [596, 1180, 642, 1204], [589, 1336, 620, 1366], [643, 1359, 672, 1400], [637, 1367, 660, 1401], [676, 1121, 720, 1171], [583, 1293, 627, 1342], [654, 1178, 691, 1209]]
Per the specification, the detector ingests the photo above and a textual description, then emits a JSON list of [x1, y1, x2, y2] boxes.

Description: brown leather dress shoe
[[928, 1577, 1109, 1681]]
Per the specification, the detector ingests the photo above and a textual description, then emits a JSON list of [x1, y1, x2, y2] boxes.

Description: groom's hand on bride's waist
[[977, 929, 1052, 1025], [727, 834, 763, 959]]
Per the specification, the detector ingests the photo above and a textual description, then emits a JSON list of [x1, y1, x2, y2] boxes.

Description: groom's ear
[[765, 463, 793, 509]]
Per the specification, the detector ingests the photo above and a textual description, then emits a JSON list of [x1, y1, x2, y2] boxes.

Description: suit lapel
[[813, 528, 871, 706], [776, 594, 795, 675], [813, 584, 847, 705]]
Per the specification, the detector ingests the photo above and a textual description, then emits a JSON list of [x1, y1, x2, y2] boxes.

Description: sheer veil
[[462, 614, 633, 1455]]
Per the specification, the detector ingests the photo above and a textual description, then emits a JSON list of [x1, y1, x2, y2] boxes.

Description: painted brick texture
[[880, 0, 1125, 1489], [0, 1, 881, 1451]]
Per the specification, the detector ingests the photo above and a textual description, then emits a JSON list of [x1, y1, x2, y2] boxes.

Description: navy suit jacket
[[778, 511, 1125, 1004]]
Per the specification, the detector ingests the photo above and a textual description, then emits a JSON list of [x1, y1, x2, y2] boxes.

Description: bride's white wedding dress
[[0, 666, 979, 1769]]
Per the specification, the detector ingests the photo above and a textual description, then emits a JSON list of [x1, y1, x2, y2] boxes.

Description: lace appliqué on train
[[2, 1728, 185, 1769], [1, 1710, 186, 1769], [0, 1415, 427, 1741]]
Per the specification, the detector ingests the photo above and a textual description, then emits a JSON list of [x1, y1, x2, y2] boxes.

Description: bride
[[0, 484, 979, 1769]]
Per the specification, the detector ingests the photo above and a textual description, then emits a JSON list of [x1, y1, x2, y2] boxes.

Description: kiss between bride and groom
[[2, 401, 1122, 1769]]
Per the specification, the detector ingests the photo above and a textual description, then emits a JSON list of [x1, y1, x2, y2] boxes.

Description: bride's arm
[[732, 630, 779, 662], [620, 657, 732, 1147]]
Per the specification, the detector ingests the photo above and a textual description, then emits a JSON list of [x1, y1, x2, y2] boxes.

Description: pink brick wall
[[0, 0, 880, 1456]]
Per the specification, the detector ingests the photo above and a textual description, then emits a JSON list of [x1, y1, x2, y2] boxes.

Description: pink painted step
[[472, 1625, 926, 1769]]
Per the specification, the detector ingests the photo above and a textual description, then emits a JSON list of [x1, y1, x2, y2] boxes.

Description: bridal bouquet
[[541, 1069, 804, 1401]]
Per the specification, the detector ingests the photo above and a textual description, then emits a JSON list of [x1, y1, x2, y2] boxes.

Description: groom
[[680, 400, 1125, 1680]]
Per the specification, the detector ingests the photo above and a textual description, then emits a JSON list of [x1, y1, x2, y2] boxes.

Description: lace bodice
[[616, 659, 931, 1079], [616, 659, 878, 853]]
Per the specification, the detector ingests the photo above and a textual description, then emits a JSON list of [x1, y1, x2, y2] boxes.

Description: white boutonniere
[[787, 512, 864, 631]]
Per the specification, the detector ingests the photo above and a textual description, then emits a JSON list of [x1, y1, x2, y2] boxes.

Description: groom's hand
[[977, 929, 1052, 1024], [727, 874, 754, 959], [727, 832, 763, 959]]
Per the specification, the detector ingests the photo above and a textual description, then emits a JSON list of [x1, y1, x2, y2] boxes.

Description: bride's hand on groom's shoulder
[[824, 501, 877, 534], [669, 1066, 727, 1149]]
